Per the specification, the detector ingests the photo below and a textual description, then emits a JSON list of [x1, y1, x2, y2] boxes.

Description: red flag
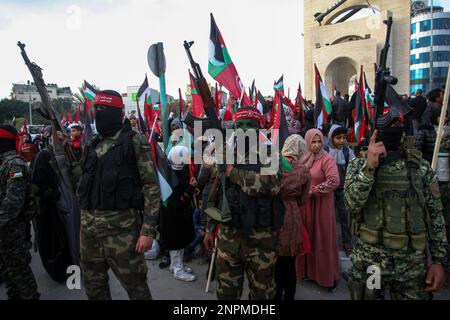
[[354, 65, 368, 143], [189, 71, 204, 117], [295, 83, 307, 124], [75, 104, 81, 123], [271, 91, 289, 150], [68, 112, 73, 123]]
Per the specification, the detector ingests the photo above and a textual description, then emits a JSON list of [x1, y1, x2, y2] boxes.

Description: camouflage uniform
[[208, 166, 281, 300], [0, 151, 39, 300], [76, 129, 160, 300], [439, 127, 450, 270], [345, 148, 448, 300]]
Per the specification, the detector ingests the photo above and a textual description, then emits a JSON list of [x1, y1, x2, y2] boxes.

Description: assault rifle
[[183, 40, 231, 221], [17, 42, 76, 191], [372, 17, 398, 135]]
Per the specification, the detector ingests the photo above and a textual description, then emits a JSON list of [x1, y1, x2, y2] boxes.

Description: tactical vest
[[76, 129, 143, 211], [217, 173, 284, 234], [357, 153, 428, 251]]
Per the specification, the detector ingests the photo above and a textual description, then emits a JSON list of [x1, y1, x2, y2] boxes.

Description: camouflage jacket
[[74, 129, 160, 238], [0, 151, 29, 230], [344, 149, 448, 265]]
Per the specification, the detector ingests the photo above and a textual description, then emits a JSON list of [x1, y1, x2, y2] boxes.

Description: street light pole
[[28, 93, 33, 125], [430, 0, 434, 92]]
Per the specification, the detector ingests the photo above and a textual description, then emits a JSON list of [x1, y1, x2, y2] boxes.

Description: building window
[[432, 66, 449, 77], [411, 22, 417, 34], [434, 51, 450, 61], [410, 52, 429, 64], [411, 36, 431, 49], [433, 35, 450, 46], [410, 68, 430, 80], [432, 18, 450, 30], [420, 20, 431, 32]]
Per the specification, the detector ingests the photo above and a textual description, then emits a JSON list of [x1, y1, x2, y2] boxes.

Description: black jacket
[[331, 96, 348, 123], [415, 124, 436, 163], [409, 95, 427, 122]]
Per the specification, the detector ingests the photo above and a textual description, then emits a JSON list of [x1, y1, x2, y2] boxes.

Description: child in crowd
[[326, 125, 355, 255]]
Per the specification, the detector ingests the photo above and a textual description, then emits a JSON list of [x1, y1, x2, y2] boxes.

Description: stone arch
[[325, 4, 380, 25], [324, 57, 358, 96]]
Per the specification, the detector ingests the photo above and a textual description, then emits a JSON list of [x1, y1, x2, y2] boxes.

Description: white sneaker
[[169, 265, 193, 274], [174, 269, 197, 282]]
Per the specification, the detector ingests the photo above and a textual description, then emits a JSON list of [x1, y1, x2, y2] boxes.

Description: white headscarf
[[327, 124, 354, 165]]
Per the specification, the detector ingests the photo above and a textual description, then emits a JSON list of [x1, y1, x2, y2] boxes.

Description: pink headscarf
[[300, 128, 326, 169]]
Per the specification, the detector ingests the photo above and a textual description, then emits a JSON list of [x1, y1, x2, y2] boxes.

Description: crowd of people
[[0, 84, 449, 301]]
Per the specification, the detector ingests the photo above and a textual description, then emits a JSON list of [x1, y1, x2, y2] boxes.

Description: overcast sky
[[0, 0, 304, 99], [1, 0, 449, 100]]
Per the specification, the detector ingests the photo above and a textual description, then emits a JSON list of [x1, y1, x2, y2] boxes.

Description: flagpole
[[136, 97, 141, 132], [239, 86, 245, 108], [148, 113, 158, 143], [431, 66, 450, 171]]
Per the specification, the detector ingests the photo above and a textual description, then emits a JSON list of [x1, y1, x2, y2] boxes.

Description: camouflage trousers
[[0, 222, 39, 300], [80, 227, 152, 300], [216, 225, 278, 300], [348, 239, 429, 300], [439, 181, 450, 267]]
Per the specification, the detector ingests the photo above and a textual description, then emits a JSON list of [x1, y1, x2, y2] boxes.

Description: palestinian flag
[[295, 83, 307, 124], [83, 80, 96, 115], [189, 71, 204, 117], [208, 13, 252, 106], [149, 133, 178, 206], [354, 66, 368, 143], [314, 64, 332, 129], [136, 99, 148, 135], [273, 75, 284, 96], [137, 75, 152, 105], [363, 72, 374, 127]]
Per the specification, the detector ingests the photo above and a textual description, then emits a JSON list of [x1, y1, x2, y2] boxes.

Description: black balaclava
[[94, 90, 124, 137], [378, 126, 405, 152], [0, 125, 18, 155]]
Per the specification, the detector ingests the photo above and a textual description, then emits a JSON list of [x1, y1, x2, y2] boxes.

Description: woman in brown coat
[[275, 134, 311, 300]]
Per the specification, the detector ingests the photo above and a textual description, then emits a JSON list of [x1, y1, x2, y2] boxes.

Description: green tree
[[0, 99, 51, 125]]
